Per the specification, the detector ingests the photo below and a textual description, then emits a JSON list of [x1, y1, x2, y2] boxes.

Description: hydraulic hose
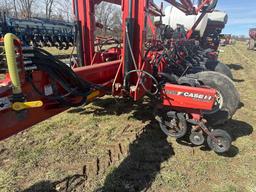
[[4, 33, 22, 95], [124, 69, 159, 96], [26, 48, 93, 107], [124, 28, 160, 96]]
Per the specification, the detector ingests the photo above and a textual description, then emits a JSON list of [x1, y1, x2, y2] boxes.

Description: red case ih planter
[[0, 0, 238, 153]]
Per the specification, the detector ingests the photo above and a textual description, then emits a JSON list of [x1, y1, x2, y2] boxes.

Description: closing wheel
[[189, 132, 205, 146], [191, 71, 240, 125], [158, 112, 187, 138], [207, 129, 232, 153], [205, 61, 233, 80]]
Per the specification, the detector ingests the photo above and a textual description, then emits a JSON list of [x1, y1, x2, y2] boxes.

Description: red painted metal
[[73, 0, 124, 66], [0, 60, 120, 141], [75, 0, 95, 65], [148, 17, 157, 40], [195, 0, 212, 14], [149, 1, 164, 16], [0, 100, 66, 141], [0, 74, 11, 92], [180, 0, 194, 13], [74, 60, 121, 84], [162, 84, 216, 111], [121, 0, 152, 100], [164, 0, 214, 15]]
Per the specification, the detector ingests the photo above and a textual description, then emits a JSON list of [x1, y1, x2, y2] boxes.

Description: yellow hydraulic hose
[[4, 33, 22, 95]]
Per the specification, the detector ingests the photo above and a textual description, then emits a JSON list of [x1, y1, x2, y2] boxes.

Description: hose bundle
[[25, 48, 93, 107]]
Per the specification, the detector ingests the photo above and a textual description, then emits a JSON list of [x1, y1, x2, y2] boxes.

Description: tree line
[[0, 0, 72, 21], [0, 0, 122, 30]]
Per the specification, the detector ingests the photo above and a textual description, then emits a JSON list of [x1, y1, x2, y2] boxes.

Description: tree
[[16, 0, 36, 18], [95, 2, 121, 36], [55, 0, 72, 21], [13, 0, 18, 18], [0, 0, 14, 16], [44, 0, 55, 19]]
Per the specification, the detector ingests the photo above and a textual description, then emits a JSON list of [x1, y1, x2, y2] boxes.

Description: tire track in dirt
[[230, 45, 256, 90], [83, 129, 144, 178], [224, 45, 256, 107], [233, 46, 255, 65], [54, 127, 147, 191], [220, 44, 256, 133], [54, 123, 173, 192], [229, 44, 256, 114]]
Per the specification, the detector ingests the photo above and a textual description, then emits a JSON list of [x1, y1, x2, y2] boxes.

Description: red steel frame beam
[[163, 0, 216, 39], [121, 0, 152, 100], [180, 0, 194, 13], [73, 0, 122, 66], [122, 0, 147, 71], [0, 60, 121, 141], [164, 0, 192, 14], [164, 0, 215, 14], [74, 0, 95, 65]]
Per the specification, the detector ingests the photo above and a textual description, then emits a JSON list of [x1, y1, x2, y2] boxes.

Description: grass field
[[0, 41, 255, 192]]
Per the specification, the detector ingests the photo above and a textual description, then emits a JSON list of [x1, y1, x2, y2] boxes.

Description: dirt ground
[[0, 41, 255, 192]]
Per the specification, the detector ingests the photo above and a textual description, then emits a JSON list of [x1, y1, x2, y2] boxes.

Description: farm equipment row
[[153, 25, 233, 79], [0, 13, 119, 51], [0, 13, 75, 50], [0, 0, 240, 154]]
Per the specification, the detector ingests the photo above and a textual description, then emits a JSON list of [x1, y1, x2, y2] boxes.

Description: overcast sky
[[155, 0, 256, 36]]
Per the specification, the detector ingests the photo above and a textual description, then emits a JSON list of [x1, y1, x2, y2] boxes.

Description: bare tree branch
[[44, 0, 54, 18], [16, 0, 36, 18], [95, 2, 121, 36]]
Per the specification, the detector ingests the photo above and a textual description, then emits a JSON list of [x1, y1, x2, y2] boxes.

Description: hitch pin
[[12, 101, 43, 111]]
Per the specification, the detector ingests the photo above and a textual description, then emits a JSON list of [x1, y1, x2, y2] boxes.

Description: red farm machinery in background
[[248, 28, 256, 50], [219, 34, 232, 46], [0, 0, 240, 153]]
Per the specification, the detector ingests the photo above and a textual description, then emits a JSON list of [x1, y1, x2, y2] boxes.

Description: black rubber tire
[[205, 61, 233, 80], [191, 71, 240, 125], [159, 112, 187, 139], [207, 129, 232, 153], [189, 132, 205, 146]]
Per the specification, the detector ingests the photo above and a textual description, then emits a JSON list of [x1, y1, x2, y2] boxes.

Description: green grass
[[43, 47, 76, 56]]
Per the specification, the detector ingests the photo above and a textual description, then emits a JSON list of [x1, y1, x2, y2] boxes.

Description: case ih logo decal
[[166, 90, 213, 101]]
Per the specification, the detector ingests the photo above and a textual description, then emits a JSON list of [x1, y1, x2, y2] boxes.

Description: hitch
[[12, 101, 43, 111]]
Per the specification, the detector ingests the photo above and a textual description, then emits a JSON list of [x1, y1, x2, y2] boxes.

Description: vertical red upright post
[[122, 0, 148, 69], [74, 0, 95, 66], [122, 0, 149, 100]]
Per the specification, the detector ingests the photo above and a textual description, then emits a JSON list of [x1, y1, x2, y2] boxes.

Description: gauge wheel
[[189, 132, 205, 146], [207, 129, 232, 153]]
